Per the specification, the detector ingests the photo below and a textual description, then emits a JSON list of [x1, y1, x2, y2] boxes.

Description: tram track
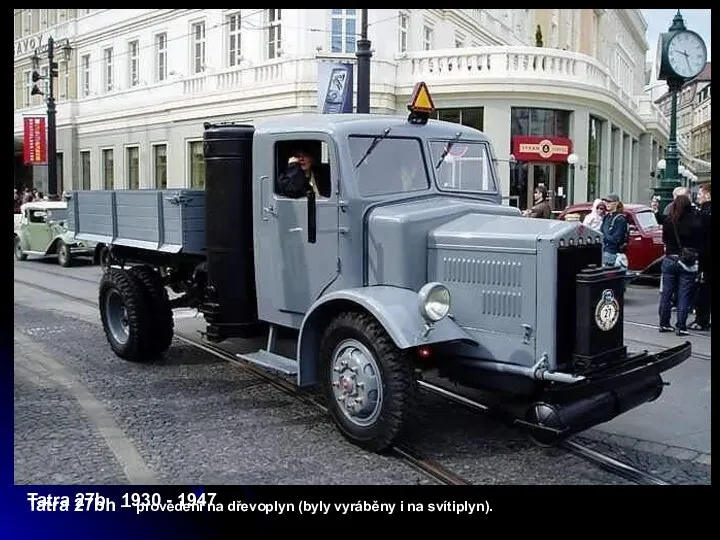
[[14, 275, 681, 486]]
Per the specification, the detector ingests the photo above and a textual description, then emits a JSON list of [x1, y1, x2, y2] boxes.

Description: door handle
[[259, 175, 276, 220], [264, 205, 277, 217]]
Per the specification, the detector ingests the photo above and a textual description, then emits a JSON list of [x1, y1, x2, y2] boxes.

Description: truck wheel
[[97, 245, 110, 270], [319, 311, 415, 453], [57, 240, 72, 267], [99, 268, 153, 361], [129, 265, 174, 355], [14, 236, 27, 261]]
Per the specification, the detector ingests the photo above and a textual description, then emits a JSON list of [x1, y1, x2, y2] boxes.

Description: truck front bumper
[[515, 341, 692, 444]]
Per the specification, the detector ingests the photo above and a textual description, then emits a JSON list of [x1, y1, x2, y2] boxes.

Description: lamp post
[[653, 11, 707, 214], [355, 9, 372, 113], [567, 152, 578, 206], [31, 37, 73, 200]]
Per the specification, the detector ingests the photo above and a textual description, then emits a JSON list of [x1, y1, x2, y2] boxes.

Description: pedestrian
[[583, 198, 607, 231], [600, 193, 628, 270], [653, 186, 690, 225], [521, 185, 552, 218], [689, 182, 711, 331], [658, 194, 702, 336]]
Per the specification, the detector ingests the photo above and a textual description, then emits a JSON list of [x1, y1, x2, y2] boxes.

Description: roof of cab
[[253, 113, 492, 141]]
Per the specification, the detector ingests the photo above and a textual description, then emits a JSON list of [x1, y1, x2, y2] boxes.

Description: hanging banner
[[317, 61, 353, 114], [511, 136, 573, 163], [23, 116, 47, 165]]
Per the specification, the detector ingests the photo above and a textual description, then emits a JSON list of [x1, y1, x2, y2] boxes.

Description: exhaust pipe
[[521, 374, 665, 445]]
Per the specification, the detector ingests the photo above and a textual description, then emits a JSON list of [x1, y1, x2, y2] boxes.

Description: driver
[[276, 145, 331, 199]]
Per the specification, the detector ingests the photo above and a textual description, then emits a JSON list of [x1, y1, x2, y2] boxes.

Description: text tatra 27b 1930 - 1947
[[65, 82, 691, 452]]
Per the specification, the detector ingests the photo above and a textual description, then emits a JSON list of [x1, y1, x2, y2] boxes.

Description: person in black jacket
[[689, 183, 711, 330], [658, 194, 702, 335], [275, 145, 331, 199]]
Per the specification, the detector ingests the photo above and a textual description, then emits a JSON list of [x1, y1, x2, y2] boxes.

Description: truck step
[[237, 350, 298, 376]]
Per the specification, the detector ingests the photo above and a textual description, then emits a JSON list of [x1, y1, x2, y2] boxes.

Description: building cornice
[[618, 9, 648, 50]]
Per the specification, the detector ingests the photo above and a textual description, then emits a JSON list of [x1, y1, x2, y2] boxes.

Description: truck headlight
[[418, 282, 451, 322]]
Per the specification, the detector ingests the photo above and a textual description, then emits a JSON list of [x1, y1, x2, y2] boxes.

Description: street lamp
[[656, 159, 666, 180], [30, 37, 73, 200], [567, 152, 578, 205]]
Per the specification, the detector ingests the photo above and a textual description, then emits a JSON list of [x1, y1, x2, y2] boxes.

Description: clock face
[[667, 31, 707, 79]]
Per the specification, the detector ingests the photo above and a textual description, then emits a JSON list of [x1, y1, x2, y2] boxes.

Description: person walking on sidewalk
[[658, 194, 702, 336], [690, 183, 711, 331]]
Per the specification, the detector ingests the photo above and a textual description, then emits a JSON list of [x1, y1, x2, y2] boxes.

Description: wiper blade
[[435, 132, 463, 170], [355, 127, 392, 168]]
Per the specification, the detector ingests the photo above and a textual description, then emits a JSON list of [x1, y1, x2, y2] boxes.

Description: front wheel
[[319, 311, 416, 453], [14, 236, 27, 261], [57, 240, 72, 267]]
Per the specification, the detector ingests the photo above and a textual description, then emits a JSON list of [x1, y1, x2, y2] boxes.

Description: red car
[[557, 202, 664, 277]]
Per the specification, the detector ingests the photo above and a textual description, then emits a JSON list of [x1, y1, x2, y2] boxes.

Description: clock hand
[[686, 56, 692, 70]]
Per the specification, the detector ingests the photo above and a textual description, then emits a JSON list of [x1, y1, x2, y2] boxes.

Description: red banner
[[23, 116, 47, 165], [511, 136, 573, 163]]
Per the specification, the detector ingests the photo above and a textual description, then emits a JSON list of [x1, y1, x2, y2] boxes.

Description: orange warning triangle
[[408, 82, 435, 113]]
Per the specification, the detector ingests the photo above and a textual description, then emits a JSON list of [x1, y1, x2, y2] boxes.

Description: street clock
[[657, 13, 707, 81]]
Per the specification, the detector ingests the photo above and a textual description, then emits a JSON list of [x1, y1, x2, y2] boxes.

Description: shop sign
[[512, 136, 573, 163], [23, 116, 47, 165]]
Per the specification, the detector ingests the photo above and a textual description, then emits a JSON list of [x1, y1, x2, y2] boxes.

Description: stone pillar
[[483, 102, 512, 200]]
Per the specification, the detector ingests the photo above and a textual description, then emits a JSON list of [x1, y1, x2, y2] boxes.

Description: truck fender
[[296, 286, 477, 387]]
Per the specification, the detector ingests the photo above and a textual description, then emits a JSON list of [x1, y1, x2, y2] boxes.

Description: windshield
[[429, 140, 498, 193], [349, 136, 430, 196], [635, 210, 659, 230]]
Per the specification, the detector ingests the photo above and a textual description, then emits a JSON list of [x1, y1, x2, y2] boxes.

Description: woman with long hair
[[658, 194, 702, 335]]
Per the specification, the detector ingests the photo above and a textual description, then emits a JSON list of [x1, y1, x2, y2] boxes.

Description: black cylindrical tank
[[202, 123, 258, 333]]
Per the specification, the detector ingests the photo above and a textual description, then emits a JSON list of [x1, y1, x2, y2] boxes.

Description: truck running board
[[236, 350, 298, 376]]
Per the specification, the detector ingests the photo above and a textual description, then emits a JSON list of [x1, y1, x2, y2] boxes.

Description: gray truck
[[67, 84, 691, 453]]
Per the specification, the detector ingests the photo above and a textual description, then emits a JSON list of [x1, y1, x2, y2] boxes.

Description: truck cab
[[69, 82, 692, 453]]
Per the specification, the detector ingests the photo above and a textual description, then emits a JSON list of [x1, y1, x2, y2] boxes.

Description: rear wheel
[[99, 268, 154, 361], [319, 311, 416, 453], [14, 236, 27, 261], [129, 265, 174, 355], [57, 240, 72, 267]]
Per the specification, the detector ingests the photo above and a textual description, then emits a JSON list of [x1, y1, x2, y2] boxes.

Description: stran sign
[[23, 116, 47, 165], [512, 136, 573, 163]]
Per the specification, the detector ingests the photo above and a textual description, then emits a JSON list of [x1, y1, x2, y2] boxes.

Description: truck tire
[[129, 265, 174, 355], [57, 240, 72, 267], [14, 236, 27, 261], [99, 268, 154, 361], [319, 311, 415, 453]]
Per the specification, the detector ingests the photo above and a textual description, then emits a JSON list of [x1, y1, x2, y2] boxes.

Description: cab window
[[28, 210, 47, 223], [274, 139, 333, 199], [349, 136, 429, 196], [430, 140, 498, 193]]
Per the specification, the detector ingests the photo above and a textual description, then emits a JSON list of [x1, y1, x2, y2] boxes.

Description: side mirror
[[628, 224, 638, 234], [307, 189, 317, 244]]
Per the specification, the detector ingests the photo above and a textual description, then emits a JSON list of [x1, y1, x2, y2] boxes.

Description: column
[[637, 133, 653, 202], [483, 101, 512, 199], [569, 106, 589, 203], [600, 119, 612, 195]]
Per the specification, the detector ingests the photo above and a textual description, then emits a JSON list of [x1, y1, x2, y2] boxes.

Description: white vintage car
[[14, 200, 104, 267]]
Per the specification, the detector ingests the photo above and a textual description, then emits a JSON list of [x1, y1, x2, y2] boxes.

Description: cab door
[[26, 209, 53, 252], [255, 135, 340, 326]]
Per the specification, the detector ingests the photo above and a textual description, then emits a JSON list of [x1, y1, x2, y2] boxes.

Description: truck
[[67, 82, 692, 453]]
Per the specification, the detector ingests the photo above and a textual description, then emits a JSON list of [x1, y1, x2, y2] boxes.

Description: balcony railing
[[14, 46, 679, 149]]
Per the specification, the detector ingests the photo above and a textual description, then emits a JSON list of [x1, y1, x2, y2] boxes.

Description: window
[[153, 144, 167, 189], [349, 136, 429, 196], [82, 54, 91, 96], [423, 25, 433, 50], [635, 210, 659, 230], [398, 12, 408, 52], [435, 108, 484, 131], [103, 48, 113, 92], [40, 9, 48, 28], [126, 147, 139, 189], [23, 70, 31, 107], [331, 9, 356, 53], [48, 9, 57, 26], [60, 59, 70, 99], [57, 152, 64, 192], [267, 9, 281, 59], [102, 149, 114, 190], [273, 140, 333, 199], [430, 140, 497, 193], [586, 116, 603, 202], [191, 21, 206, 74], [227, 12, 242, 67], [80, 151, 91, 190], [155, 33, 167, 82], [188, 141, 205, 188], [128, 40, 139, 87], [511, 107, 570, 137]]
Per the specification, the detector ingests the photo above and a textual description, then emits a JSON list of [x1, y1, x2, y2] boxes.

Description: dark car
[[557, 202, 664, 277]]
